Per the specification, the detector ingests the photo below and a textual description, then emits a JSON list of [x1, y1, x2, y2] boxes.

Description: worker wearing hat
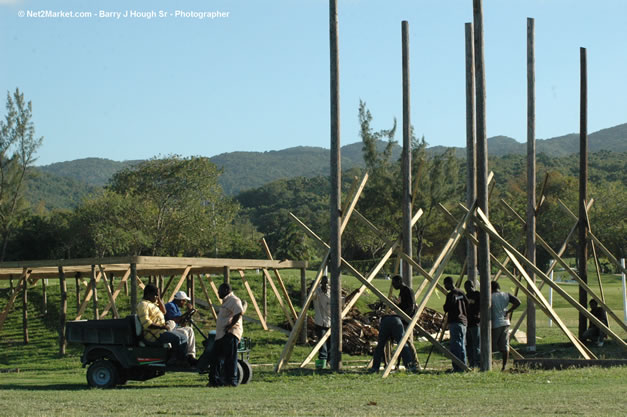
[[165, 291, 197, 365]]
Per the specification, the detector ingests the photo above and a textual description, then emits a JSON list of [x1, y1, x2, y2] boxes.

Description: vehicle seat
[[132, 315, 172, 349]]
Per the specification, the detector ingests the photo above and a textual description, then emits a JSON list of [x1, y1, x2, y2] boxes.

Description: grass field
[[1, 268, 626, 416]]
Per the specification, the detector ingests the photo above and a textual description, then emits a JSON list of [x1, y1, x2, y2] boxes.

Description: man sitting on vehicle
[[137, 284, 188, 367], [165, 291, 197, 365]]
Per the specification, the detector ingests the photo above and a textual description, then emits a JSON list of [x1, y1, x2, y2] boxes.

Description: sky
[[1, 0, 626, 166]]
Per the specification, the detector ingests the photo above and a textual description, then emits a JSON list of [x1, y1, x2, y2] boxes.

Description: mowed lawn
[[1, 269, 626, 416]]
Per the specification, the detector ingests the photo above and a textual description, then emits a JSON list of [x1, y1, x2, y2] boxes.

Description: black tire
[[87, 360, 119, 389], [236, 361, 244, 385], [238, 359, 253, 384]]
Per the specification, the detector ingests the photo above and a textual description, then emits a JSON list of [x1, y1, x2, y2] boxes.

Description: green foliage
[[0, 88, 43, 260]]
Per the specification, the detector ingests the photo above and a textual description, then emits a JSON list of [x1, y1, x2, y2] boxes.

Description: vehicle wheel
[[237, 361, 244, 385], [238, 359, 253, 384], [87, 360, 119, 389]]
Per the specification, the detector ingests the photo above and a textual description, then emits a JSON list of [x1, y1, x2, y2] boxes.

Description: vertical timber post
[[329, 0, 342, 371], [42, 279, 47, 315], [401, 20, 413, 288], [262, 269, 267, 320], [23, 278, 28, 344], [578, 47, 588, 338], [300, 268, 307, 344], [91, 265, 99, 320], [465, 22, 477, 285], [223, 266, 230, 285], [75, 274, 81, 310], [130, 263, 138, 315], [526, 17, 537, 351], [59, 266, 67, 355], [473, 0, 492, 371]]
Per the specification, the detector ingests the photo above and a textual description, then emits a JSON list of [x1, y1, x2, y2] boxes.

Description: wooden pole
[[473, 0, 491, 371], [130, 263, 138, 315], [578, 47, 588, 338], [526, 17, 537, 351], [299, 267, 307, 344], [465, 22, 477, 285], [42, 279, 47, 315], [22, 278, 28, 344], [75, 275, 81, 310], [262, 269, 267, 320], [91, 265, 99, 320], [58, 266, 67, 355], [401, 20, 413, 288], [329, 0, 342, 371], [223, 266, 230, 284]]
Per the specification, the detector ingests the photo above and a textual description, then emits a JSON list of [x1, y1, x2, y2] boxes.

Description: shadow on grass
[[0, 383, 88, 391]]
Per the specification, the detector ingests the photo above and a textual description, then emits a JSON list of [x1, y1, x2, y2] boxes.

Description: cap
[[173, 291, 191, 301]]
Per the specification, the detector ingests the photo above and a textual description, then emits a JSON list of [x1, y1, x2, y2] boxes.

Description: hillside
[[29, 122, 627, 206]]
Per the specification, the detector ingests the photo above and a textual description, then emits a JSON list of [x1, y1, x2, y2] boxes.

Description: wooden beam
[[475, 208, 627, 355], [198, 274, 217, 320], [97, 265, 119, 319], [23, 276, 29, 344], [0, 270, 29, 332], [58, 266, 67, 355], [167, 266, 192, 302], [238, 270, 268, 330], [99, 267, 131, 319], [91, 265, 99, 320], [75, 270, 102, 320], [262, 268, 294, 327], [130, 263, 138, 315], [261, 238, 298, 321]]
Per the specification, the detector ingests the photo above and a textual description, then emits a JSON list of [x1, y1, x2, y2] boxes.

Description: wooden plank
[[23, 277, 28, 344], [0, 270, 29, 332], [75, 270, 102, 320], [97, 265, 119, 319], [99, 267, 131, 319], [382, 206, 474, 378], [262, 268, 294, 327], [198, 274, 217, 320], [474, 208, 624, 356], [238, 270, 268, 330], [166, 266, 192, 303], [261, 238, 298, 320], [501, 200, 627, 333], [91, 265, 99, 320], [58, 266, 67, 355]]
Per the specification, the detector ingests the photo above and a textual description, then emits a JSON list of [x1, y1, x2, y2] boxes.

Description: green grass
[[1, 269, 626, 416]]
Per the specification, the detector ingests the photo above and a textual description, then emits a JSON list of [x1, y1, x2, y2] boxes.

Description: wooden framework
[[0, 256, 307, 350]]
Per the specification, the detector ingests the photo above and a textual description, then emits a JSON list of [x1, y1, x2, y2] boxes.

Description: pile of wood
[[283, 297, 445, 356]]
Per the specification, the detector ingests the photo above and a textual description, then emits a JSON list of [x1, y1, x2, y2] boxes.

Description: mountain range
[[29, 122, 627, 209]]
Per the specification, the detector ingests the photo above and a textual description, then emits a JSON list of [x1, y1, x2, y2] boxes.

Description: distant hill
[[29, 122, 627, 206]]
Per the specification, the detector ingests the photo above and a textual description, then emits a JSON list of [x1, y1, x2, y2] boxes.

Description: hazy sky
[[1, 0, 626, 165]]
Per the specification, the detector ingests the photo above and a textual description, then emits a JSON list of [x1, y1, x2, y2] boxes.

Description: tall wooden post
[[465, 22, 477, 285], [75, 275, 81, 310], [23, 280, 28, 344], [300, 268, 308, 344], [91, 265, 99, 320], [190, 274, 195, 306], [262, 269, 267, 320], [59, 266, 67, 355], [329, 0, 342, 371], [130, 263, 138, 315], [578, 47, 588, 338], [526, 17, 537, 351], [42, 279, 48, 315], [223, 266, 230, 284], [473, 0, 492, 371], [401, 20, 413, 288]]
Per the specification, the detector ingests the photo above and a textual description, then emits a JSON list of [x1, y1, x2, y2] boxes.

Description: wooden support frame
[[100, 267, 131, 319], [198, 274, 218, 320], [475, 208, 627, 354], [275, 173, 368, 372], [238, 270, 268, 330], [262, 268, 294, 327], [75, 270, 102, 320], [0, 269, 30, 333], [261, 238, 298, 321], [382, 204, 475, 378], [97, 265, 119, 319], [166, 266, 192, 303], [500, 200, 627, 333], [299, 209, 424, 368]]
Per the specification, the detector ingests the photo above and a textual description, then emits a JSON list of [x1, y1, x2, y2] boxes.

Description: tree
[[0, 88, 43, 260]]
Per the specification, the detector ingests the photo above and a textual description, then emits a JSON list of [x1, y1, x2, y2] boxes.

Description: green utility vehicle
[[66, 315, 252, 388]]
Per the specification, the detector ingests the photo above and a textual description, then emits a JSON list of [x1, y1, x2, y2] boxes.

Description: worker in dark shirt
[[582, 299, 608, 346], [368, 275, 417, 373], [443, 276, 469, 372], [464, 280, 480, 368]]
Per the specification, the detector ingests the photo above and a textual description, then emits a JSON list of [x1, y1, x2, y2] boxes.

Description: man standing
[[582, 299, 608, 346], [164, 291, 197, 364], [211, 283, 245, 387], [369, 275, 417, 373], [312, 276, 331, 365], [136, 284, 188, 366], [443, 276, 469, 372], [490, 281, 521, 371], [464, 280, 481, 368]]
